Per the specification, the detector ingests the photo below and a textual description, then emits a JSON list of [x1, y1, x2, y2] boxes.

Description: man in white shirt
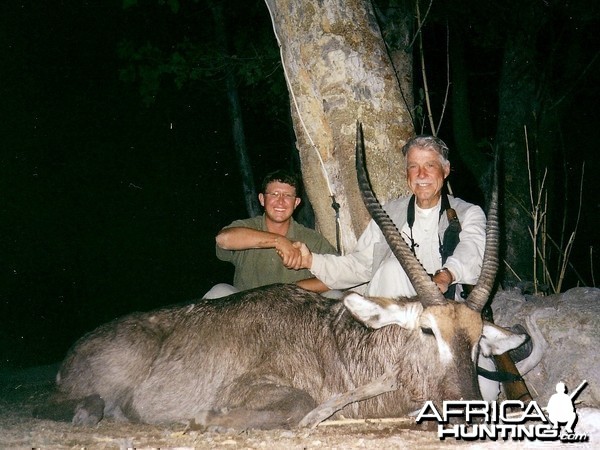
[[292, 135, 486, 299]]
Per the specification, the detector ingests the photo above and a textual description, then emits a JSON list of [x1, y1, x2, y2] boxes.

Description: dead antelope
[[38, 123, 526, 430]]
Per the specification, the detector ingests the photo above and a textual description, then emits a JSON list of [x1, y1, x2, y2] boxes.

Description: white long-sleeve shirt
[[310, 195, 486, 298]]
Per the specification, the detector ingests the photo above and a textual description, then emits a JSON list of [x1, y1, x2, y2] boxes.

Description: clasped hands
[[277, 238, 452, 295], [275, 239, 311, 270]]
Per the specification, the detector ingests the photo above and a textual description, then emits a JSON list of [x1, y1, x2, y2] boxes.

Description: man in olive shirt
[[203, 170, 336, 299]]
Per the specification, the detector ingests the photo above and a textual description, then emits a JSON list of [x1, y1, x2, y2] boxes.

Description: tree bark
[[496, 27, 540, 285], [373, 0, 415, 120], [449, 29, 488, 188], [264, 0, 414, 252], [211, 1, 260, 217]]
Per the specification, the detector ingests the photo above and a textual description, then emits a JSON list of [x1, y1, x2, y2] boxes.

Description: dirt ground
[[1, 364, 597, 450]]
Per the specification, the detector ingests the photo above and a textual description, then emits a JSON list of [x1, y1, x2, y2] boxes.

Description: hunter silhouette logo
[[546, 380, 587, 436], [416, 379, 590, 442]]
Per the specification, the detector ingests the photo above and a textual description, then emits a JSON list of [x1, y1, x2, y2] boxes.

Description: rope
[[264, 2, 343, 251]]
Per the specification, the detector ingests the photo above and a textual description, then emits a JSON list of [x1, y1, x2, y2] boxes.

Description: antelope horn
[[355, 122, 446, 306], [464, 153, 500, 312]]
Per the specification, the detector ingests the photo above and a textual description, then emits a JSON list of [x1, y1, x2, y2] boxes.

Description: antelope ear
[[479, 321, 528, 357], [343, 293, 423, 330]]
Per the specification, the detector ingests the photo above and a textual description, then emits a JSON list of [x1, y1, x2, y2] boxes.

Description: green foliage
[[122, 0, 138, 9], [123, 0, 181, 13], [117, 0, 286, 116], [117, 40, 169, 106]]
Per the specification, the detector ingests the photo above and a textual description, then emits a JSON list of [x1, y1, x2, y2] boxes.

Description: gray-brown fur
[[48, 283, 514, 429], [41, 123, 524, 430]]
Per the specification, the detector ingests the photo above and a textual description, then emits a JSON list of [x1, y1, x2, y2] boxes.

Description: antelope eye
[[420, 327, 434, 335]]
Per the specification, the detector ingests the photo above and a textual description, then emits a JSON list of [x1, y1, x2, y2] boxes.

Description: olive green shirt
[[216, 215, 337, 291]]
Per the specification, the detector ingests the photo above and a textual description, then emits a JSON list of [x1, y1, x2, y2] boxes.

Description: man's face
[[406, 146, 450, 208], [258, 181, 301, 224]]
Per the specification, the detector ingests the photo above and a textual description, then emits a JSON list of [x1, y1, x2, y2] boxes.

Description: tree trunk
[[373, 0, 415, 120], [224, 70, 261, 217], [449, 29, 488, 189], [496, 30, 539, 285], [264, 0, 414, 252], [211, 2, 260, 217]]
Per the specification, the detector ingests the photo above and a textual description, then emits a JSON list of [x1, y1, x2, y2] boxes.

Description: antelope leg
[[298, 371, 399, 428]]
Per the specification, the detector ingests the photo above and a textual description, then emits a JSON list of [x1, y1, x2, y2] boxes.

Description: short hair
[[401, 135, 450, 164], [261, 169, 302, 197]]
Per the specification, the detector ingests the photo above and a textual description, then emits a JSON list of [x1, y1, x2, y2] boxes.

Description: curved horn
[[464, 154, 499, 312], [355, 122, 446, 306]]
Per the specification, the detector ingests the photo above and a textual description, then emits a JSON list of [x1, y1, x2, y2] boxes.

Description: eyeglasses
[[264, 192, 296, 201]]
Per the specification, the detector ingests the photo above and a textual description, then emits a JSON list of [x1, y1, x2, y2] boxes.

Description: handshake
[[275, 239, 312, 270]]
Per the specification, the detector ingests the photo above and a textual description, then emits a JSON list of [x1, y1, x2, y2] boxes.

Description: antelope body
[[50, 284, 522, 429], [44, 123, 526, 429]]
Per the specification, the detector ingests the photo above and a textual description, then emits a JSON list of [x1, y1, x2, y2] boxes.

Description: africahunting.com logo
[[416, 380, 589, 443]]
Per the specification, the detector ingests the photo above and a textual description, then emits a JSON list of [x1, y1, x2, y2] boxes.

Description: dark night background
[[1, 1, 598, 368]]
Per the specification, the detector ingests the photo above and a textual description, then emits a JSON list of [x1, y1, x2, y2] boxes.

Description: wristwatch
[[434, 267, 454, 283]]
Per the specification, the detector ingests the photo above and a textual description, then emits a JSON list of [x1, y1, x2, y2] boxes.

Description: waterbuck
[[41, 123, 526, 430]]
